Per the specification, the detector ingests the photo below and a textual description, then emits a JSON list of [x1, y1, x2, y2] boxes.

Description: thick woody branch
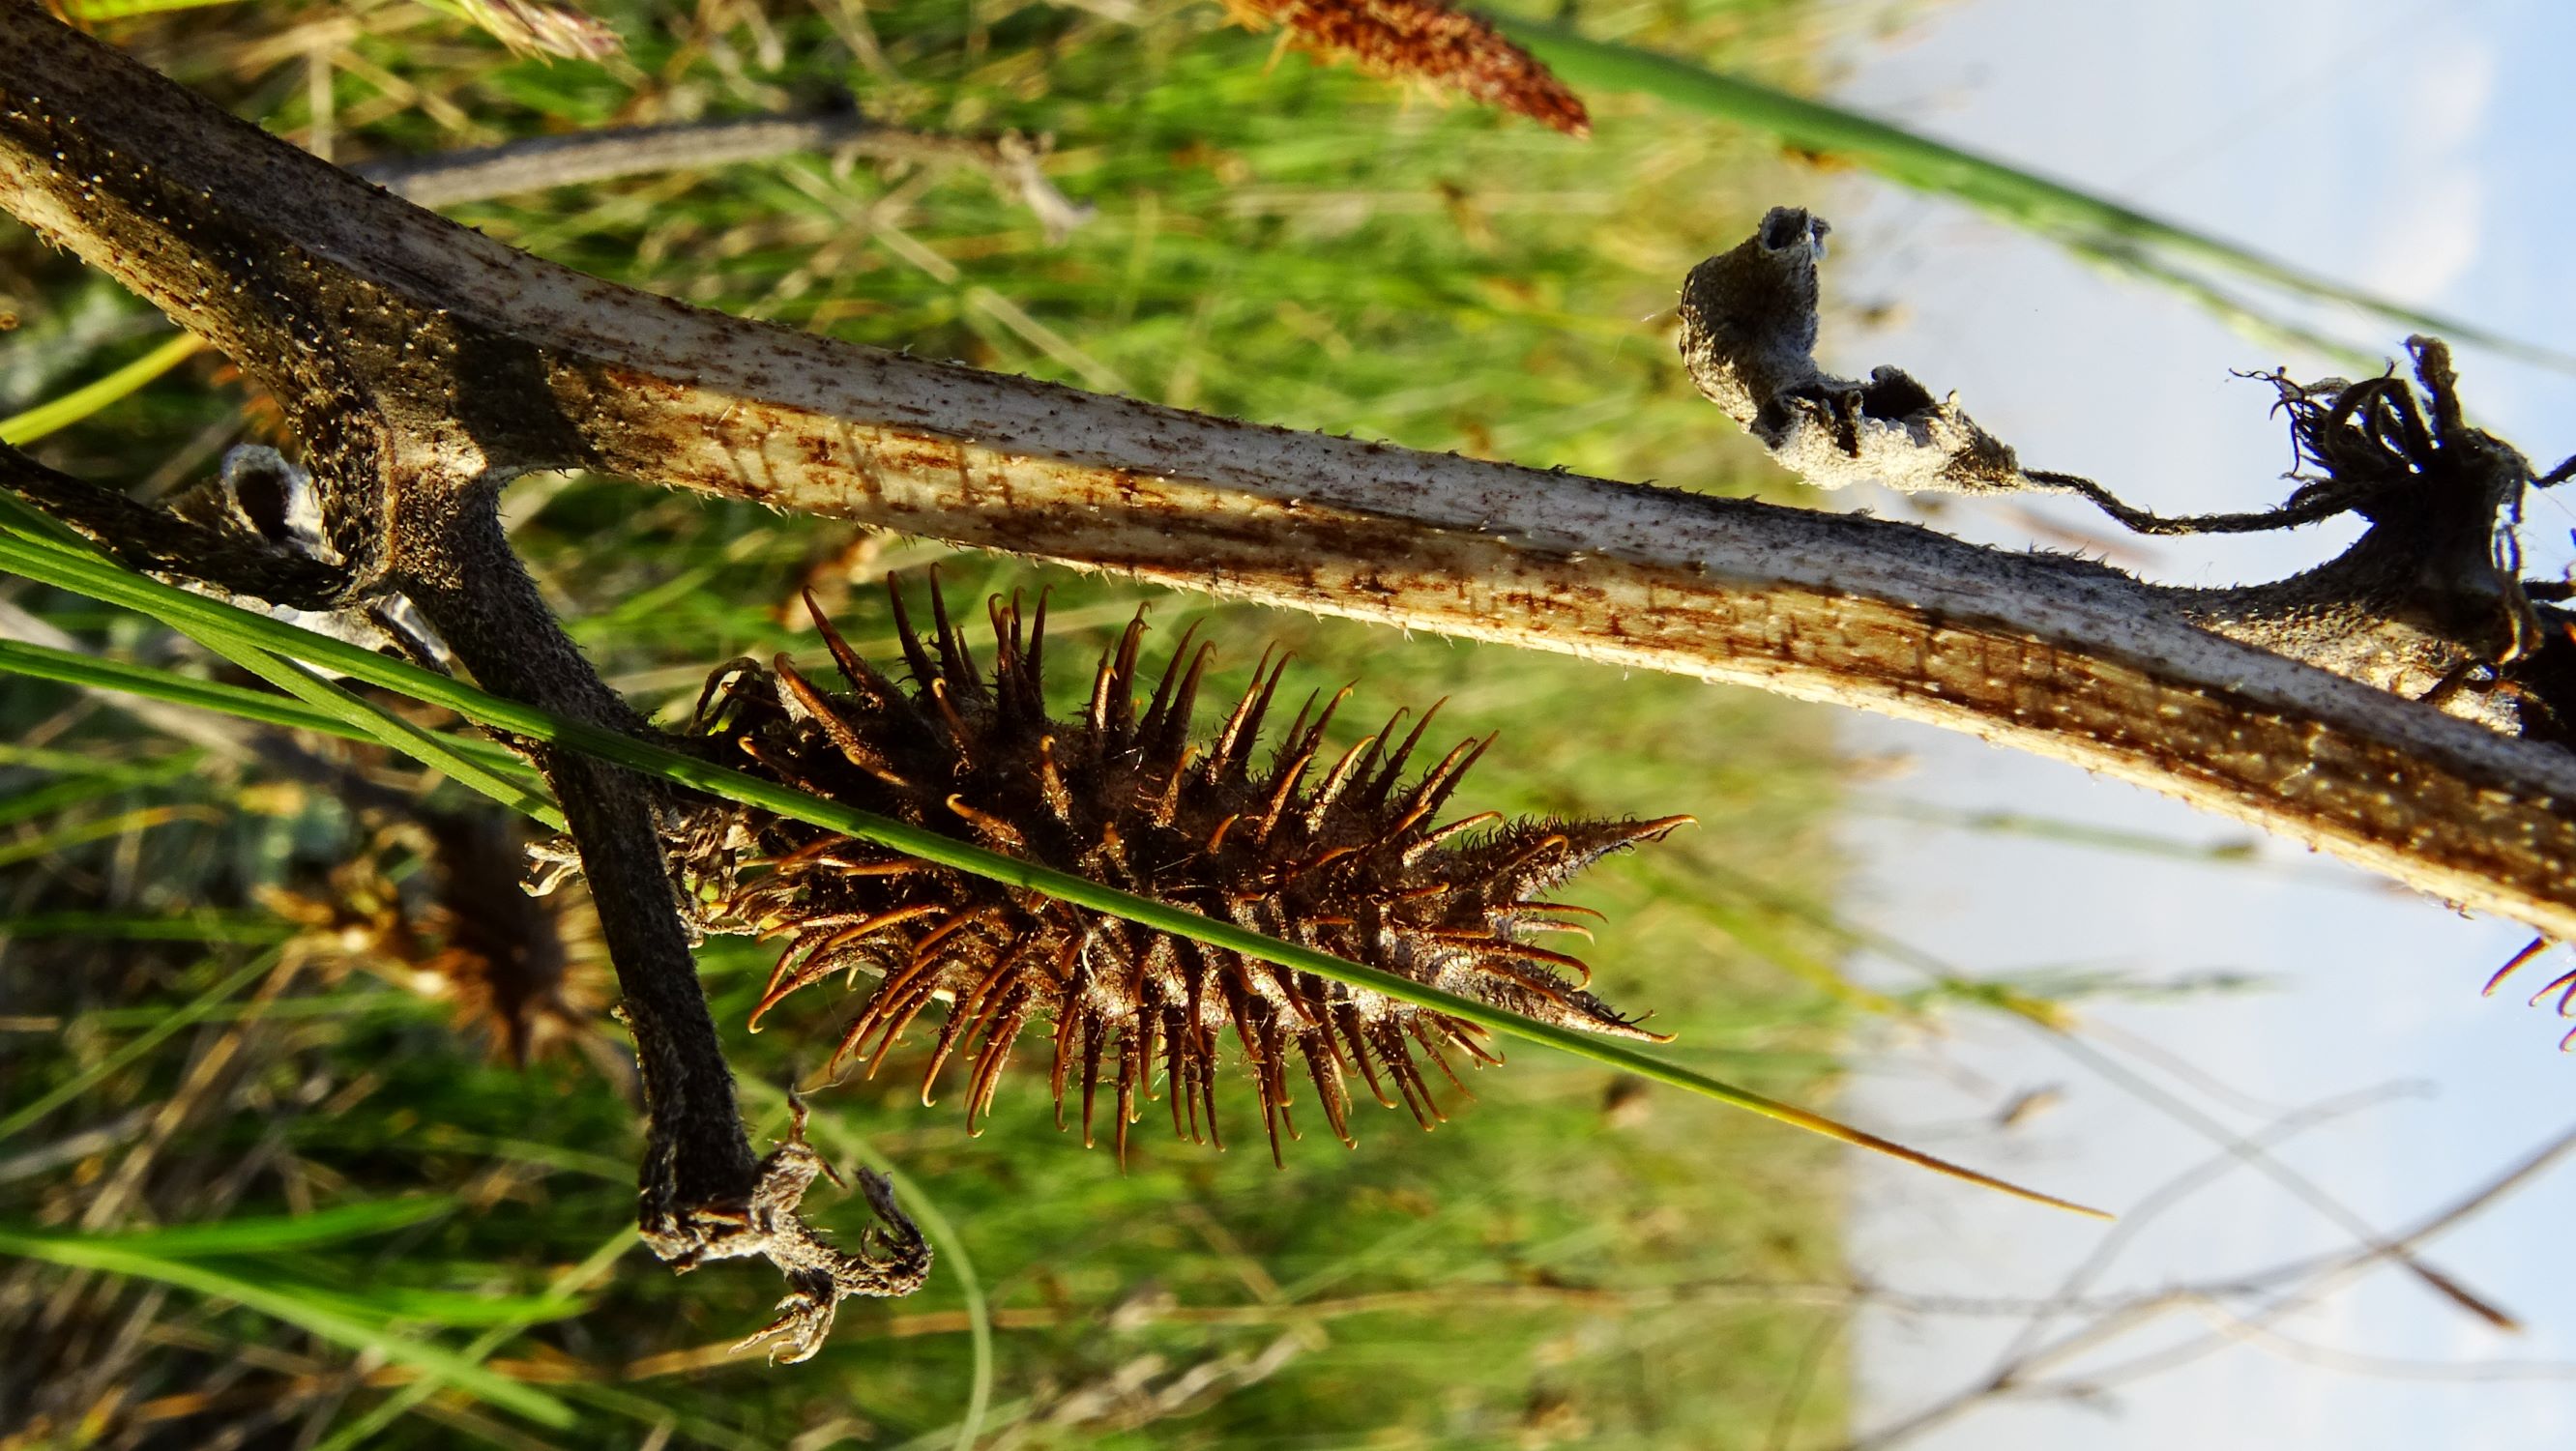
[[6, 8, 2575, 958]]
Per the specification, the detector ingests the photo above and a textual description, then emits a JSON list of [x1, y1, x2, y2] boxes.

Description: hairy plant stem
[[386, 483, 759, 1211]]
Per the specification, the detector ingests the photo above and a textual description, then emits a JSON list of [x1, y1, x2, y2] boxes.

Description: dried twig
[[1845, 1117, 2576, 1450], [356, 112, 1093, 241]]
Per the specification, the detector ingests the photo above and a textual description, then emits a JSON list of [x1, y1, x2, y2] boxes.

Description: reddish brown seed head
[[1224, 0, 1592, 137]]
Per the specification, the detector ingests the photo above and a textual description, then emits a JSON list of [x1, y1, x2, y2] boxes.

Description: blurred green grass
[[0, 0, 1861, 1445]]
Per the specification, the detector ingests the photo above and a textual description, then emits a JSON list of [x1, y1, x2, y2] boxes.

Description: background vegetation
[[0, 0, 1878, 1445]]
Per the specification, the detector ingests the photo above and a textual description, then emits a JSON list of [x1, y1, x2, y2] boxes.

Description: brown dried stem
[[355, 112, 1092, 241]]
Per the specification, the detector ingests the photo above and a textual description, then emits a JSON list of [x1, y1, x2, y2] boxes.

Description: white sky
[[1804, 2, 2576, 1447]]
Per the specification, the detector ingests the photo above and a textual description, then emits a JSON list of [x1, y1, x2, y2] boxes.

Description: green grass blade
[[0, 1225, 576, 1427], [45, 1198, 458, 1258], [0, 632, 393, 737], [62, 0, 245, 18], [0, 486, 121, 555], [309, 1228, 636, 1451], [1500, 20, 2576, 373], [0, 334, 206, 445], [249, 1278, 596, 1330], [177, 633, 568, 830], [0, 740, 166, 773], [0, 521, 2104, 1218], [0, 909, 292, 944], [0, 520, 561, 826], [0, 637, 542, 788], [0, 804, 197, 869], [0, 749, 203, 830], [0, 949, 278, 1141]]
